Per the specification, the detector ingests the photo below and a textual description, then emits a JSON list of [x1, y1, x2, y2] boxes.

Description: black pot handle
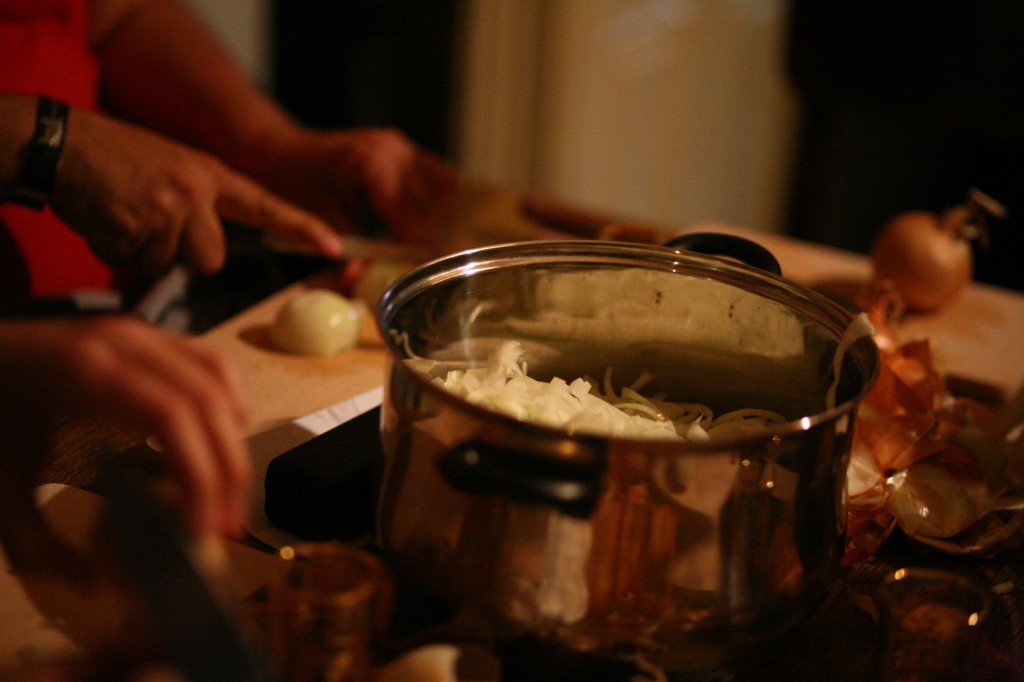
[[663, 232, 782, 276], [438, 441, 603, 519]]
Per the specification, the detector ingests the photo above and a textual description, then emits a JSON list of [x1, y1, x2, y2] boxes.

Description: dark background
[[267, 1, 1024, 292], [271, 0, 460, 159], [785, 0, 1024, 292]]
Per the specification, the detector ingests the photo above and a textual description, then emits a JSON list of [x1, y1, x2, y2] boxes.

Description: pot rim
[[379, 239, 881, 452]]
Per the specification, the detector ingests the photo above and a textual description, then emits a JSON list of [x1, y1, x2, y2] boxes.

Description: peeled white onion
[[269, 288, 361, 356], [375, 645, 461, 682]]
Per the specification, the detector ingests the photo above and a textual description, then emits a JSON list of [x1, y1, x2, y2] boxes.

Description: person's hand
[[260, 127, 459, 246], [0, 316, 252, 544], [51, 107, 344, 278], [0, 316, 251, 660]]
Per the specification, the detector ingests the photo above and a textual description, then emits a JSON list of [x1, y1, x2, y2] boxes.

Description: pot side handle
[[438, 441, 603, 519], [664, 232, 782, 276]]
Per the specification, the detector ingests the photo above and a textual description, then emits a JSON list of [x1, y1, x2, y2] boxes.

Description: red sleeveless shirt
[[0, 0, 114, 297]]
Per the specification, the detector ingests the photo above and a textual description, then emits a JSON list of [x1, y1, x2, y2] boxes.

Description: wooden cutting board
[[198, 189, 1024, 440]]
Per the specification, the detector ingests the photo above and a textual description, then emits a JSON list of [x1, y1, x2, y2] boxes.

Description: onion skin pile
[[845, 278, 1023, 562], [870, 208, 974, 313]]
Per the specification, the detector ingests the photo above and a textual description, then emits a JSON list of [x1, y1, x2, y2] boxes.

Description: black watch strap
[[12, 96, 69, 210]]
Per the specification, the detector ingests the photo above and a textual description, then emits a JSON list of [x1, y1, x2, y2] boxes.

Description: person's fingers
[[420, 150, 461, 204], [84, 208, 151, 268], [145, 397, 223, 535], [195, 396, 252, 535], [75, 172, 219, 276], [360, 132, 415, 207], [134, 224, 185, 277], [368, 151, 457, 243], [215, 168, 343, 258], [78, 324, 250, 536], [131, 338, 251, 535], [177, 201, 227, 274], [2, 317, 253, 538], [153, 386, 250, 538], [98, 353, 221, 533], [170, 340, 253, 532]]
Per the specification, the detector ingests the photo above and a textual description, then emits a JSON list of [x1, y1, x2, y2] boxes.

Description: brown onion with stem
[[870, 188, 1005, 312]]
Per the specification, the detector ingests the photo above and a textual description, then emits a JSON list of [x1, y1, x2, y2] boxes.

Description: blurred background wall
[[458, 0, 796, 234], [180, 0, 274, 86], [181, 0, 1024, 291], [181, 0, 796, 235]]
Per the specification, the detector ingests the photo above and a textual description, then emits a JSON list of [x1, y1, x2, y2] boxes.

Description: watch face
[[38, 112, 66, 147]]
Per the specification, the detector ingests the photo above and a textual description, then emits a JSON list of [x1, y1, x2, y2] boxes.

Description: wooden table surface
[[37, 185, 1024, 680]]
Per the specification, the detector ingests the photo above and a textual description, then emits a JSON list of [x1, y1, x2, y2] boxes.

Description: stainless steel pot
[[375, 236, 879, 678]]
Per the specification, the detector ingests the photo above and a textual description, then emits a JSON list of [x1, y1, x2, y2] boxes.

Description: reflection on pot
[[375, 239, 879, 678]]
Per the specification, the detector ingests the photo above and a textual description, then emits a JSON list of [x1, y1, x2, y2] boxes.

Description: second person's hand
[[254, 126, 460, 246], [0, 315, 254, 545]]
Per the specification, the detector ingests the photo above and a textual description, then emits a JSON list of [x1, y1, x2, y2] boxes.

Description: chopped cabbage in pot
[[431, 341, 786, 440]]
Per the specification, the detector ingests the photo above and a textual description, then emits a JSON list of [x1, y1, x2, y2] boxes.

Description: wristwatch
[[12, 96, 69, 210]]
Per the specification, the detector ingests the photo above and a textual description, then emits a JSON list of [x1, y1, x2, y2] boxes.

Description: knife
[[101, 478, 277, 681], [519, 193, 671, 244], [261, 232, 433, 263]]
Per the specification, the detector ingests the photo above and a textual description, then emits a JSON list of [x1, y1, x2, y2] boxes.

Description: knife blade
[[261, 232, 433, 263], [519, 193, 671, 245]]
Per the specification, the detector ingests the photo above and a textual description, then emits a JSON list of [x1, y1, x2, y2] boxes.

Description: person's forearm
[[0, 94, 41, 202], [90, 0, 302, 181]]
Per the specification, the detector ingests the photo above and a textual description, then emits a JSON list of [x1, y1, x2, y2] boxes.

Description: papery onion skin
[[871, 209, 973, 312]]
